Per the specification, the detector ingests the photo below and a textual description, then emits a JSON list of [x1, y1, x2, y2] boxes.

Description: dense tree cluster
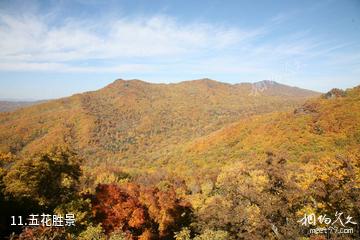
[[1, 145, 359, 239], [0, 148, 193, 239], [0, 84, 359, 239], [193, 153, 304, 239], [91, 183, 192, 239]]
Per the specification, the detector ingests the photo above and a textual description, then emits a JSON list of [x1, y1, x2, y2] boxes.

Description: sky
[[0, 0, 359, 100]]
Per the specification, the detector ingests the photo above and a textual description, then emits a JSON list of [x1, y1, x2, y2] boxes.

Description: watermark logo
[[298, 211, 357, 235]]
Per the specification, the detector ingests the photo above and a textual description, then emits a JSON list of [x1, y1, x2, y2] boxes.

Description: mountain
[[0, 78, 320, 168], [0, 100, 45, 112]]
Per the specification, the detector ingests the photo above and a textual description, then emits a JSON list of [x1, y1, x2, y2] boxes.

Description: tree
[[193, 229, 230, 240], [3, 146, 82, 209], [196, 152, 304, 239], [77, 224, 106, 240], [174, 227, 191, 240], [12, 226, 70, 240], [0, 152, 15, 238], [305, 155, 360, 239], [1, 147, 82, 238], [91, 183, 192, 239]]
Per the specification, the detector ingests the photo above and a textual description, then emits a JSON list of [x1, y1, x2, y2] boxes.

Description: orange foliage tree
[[91, 183, 192, 239]]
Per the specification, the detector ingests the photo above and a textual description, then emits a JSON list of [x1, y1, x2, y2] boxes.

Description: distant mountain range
[[0, 100, 46, 112]]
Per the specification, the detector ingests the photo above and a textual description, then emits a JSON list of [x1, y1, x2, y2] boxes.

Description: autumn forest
[[0, 79, 359, 239]]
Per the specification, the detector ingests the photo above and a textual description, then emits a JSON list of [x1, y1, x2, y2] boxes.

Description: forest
[[0, 80, 359, 239]]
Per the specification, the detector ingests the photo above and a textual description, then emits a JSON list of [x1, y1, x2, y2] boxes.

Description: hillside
[[0, 78, 319, 167], [161, 86, 360, 182]]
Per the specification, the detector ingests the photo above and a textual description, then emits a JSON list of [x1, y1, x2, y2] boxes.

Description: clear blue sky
[[0, 0, 359, 99]]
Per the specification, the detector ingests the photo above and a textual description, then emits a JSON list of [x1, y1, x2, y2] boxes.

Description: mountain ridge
[[0, 78, 321, 169], [103, 78, 320, 91]]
